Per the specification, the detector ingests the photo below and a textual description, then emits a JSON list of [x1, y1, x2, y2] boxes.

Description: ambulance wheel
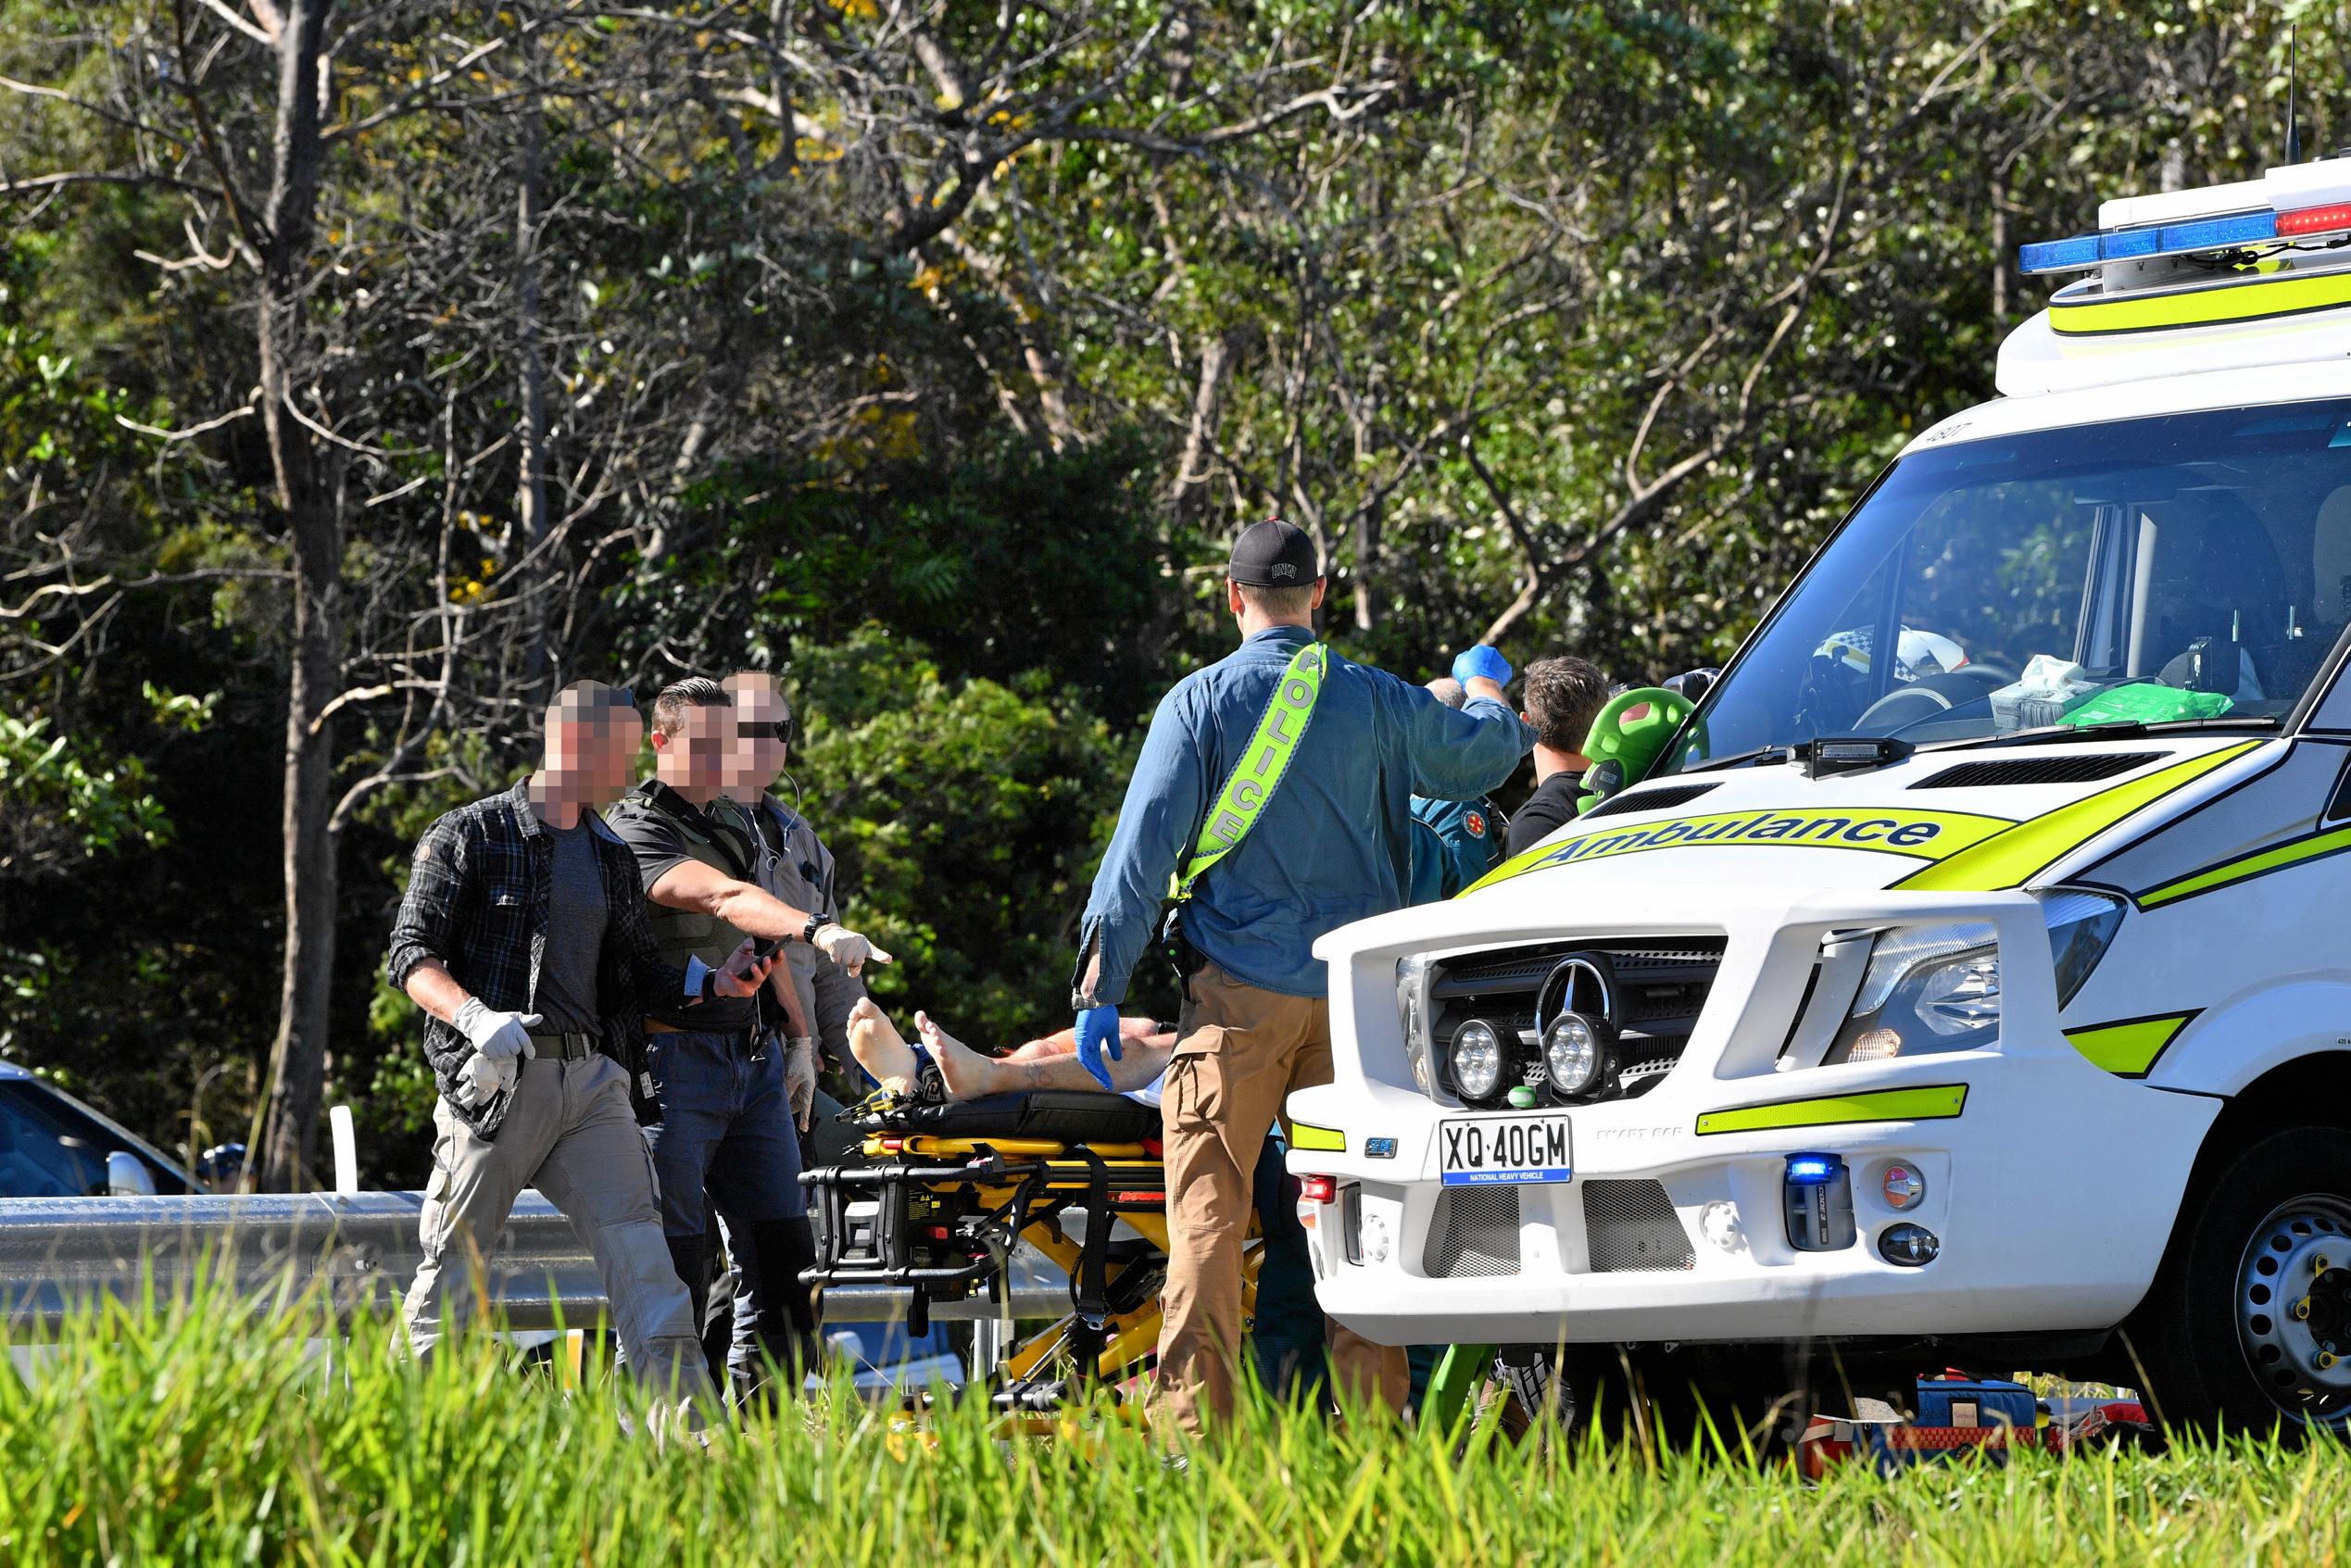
[[2133, 1124, 2351, 1439]]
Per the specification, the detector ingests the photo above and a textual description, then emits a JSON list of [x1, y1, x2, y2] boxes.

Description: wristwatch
[[799, 911, 823, 945]]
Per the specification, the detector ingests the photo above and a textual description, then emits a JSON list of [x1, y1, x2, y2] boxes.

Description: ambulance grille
[[1580, 781, 1720, 820], [1581, 1180, 1695, 1273], [1423, 1187, 1521, 1278], [1911, 752, 2166, 788], [1429, 937, 1725, 1107]]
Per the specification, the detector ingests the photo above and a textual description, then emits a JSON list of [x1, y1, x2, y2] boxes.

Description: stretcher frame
[[802, 1124, 1262, 1413]]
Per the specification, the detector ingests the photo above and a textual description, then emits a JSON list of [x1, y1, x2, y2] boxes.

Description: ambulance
[[1292, 161, 2351, 1432]]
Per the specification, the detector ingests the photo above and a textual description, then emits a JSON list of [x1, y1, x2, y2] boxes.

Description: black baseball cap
[[1227, 518, 1322, 586]]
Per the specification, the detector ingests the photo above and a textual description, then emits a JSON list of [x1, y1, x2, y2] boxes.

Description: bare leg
[[846, 997, 920, 1096], [916, 1010, 1011, 1100], [1004, 1016, 1164, 1063], [917, 1011, 1176, 1099]]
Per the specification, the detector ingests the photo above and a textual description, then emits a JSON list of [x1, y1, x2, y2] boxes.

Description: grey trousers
[[400, 1055, 714, 1408]]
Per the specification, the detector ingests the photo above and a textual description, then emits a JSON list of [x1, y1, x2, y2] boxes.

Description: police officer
[[1252, 674, 1512, 1408], [385, 681, 776, 1422], [1071, 520, 1536, 1436], [696, 670, 867, 1385], [603, 677, 891, 1399], [717, 671, 863, 1133]]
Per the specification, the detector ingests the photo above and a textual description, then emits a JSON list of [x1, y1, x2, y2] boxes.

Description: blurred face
[[546, 697, 642, 806], [652, 700, 730, 795], [723, 681, 791, 797]]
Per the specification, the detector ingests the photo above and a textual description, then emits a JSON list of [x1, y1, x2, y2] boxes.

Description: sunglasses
[[737, 718, 794, 743]]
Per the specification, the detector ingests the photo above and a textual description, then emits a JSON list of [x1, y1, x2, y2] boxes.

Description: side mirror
[[195, 1141, 249, 1194], [106, 1149, 157, 1198]]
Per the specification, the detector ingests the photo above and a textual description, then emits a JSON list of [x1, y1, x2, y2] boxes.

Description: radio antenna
[[2287, 21, 2302, 165]]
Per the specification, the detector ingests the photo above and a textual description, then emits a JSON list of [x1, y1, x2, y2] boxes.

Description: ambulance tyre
[[2131, 1123, 2351, 1440]]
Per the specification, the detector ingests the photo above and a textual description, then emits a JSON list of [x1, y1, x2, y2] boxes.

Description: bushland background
[[0, 0, 2328, 1188]]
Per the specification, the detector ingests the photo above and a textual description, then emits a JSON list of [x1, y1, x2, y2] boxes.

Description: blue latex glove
[[1075, 1004, 1123, 1091], [1452, 645, 1512, 686]]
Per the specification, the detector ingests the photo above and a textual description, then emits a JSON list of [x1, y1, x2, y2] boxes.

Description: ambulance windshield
[[1667, 401, 2351, 771]]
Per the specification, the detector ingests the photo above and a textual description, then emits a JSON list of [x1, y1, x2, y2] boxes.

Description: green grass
[[4, 1277, 2350, 1564]]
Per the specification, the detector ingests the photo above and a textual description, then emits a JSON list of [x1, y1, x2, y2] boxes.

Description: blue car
[[0, 1061, 198, 1198]]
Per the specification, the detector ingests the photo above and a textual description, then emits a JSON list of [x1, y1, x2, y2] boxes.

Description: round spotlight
[[1543, 1011, 1604, 1097], [1880, 1162, 1925, 1211], [1450, 1019, 1505, 1102]]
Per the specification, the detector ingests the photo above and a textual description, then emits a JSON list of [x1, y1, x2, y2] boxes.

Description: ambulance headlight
[[1830, 921, 2000, 1063], [1449, 1019, 1506, 1102], [1396, 956, 1434, 1093]]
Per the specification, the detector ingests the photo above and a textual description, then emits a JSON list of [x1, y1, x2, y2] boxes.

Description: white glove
[[455, 997, 541, 1062], [811, 923, 893, 978], [784, 1037, 819, 1131], [455, 1049, 519, 1109]]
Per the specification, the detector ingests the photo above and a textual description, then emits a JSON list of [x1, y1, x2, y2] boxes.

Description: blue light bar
[[1785, 1153, 1845, 1186], [2154, 208, 2277, 252], [2022, 207, 2286, 276], [2019, 233, 2100, 274]]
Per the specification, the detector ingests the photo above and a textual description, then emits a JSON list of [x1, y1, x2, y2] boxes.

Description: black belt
[[528, 1030, 599, 1061], [641, 1020, 761, 1051]]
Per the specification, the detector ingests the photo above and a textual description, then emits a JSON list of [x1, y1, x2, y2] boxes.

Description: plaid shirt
[[385, 778, 691, 1136]]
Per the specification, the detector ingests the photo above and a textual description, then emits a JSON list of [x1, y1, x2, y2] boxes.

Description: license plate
[[1439, 1114, 1572, 1186]]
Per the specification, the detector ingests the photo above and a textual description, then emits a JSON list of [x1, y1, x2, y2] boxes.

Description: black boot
[[737, 1216, 821, 1404]]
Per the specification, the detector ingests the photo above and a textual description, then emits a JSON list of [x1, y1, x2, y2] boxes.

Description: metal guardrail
[[0, 1191, 1068, 1333]]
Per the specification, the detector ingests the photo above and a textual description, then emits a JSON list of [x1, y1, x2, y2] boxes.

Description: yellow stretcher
[[799, 1089, 1262, 1411]]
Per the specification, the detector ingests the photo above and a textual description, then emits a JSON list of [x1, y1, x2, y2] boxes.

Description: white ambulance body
[[1293, 162, 2351, 1429]]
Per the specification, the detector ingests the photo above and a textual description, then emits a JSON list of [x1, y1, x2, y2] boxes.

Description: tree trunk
[[1989, 171, 2008, 327], [258, 0, 338, 1192], [514, 20, 554, 688]]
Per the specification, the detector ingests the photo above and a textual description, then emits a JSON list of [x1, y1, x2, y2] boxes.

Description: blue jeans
[[1250, 1131, 1328, 1403], [642, 1028, 807, 1388]]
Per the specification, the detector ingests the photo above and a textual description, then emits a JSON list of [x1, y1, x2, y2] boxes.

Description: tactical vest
[[607, 783, 762, 1018]]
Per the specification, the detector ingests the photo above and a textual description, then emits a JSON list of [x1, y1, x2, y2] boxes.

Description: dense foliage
[[0, 0, 2333, 1182]]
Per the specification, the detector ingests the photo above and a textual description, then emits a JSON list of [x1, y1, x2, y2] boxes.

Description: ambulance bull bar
[[0, 1192, 1064, 1331]]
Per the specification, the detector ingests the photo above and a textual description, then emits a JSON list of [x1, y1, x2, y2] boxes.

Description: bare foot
[[915, 1011, 1001, 1102], [846, 996, 919, 1095]]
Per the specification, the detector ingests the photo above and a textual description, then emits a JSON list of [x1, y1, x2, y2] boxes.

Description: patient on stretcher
[[847, 997, 1176, 1106]]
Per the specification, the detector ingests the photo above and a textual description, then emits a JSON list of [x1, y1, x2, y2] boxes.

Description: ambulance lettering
[[1516, 808, 2015, 875]]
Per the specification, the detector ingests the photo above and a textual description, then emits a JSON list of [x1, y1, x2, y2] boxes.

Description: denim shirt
[[1074, 626, 1536, 1005]]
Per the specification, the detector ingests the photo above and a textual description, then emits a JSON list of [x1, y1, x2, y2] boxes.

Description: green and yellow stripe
[[1896, 743, 2261, 893], [1693, 1084, 1968, 1136], [2049, 265, 2351, 337], [2063, 1011, 2197, 1078], [1289, 1120, 1346, 1153], [2137, 823, 2351, 909]]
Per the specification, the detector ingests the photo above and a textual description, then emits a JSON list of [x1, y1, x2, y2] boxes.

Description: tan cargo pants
[[400, 1055, 714, 1412], [1157, 961, 1409, 1437]]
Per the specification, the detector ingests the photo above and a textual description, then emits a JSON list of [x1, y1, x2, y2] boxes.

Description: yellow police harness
[[1168, 641, 1328, 903]]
